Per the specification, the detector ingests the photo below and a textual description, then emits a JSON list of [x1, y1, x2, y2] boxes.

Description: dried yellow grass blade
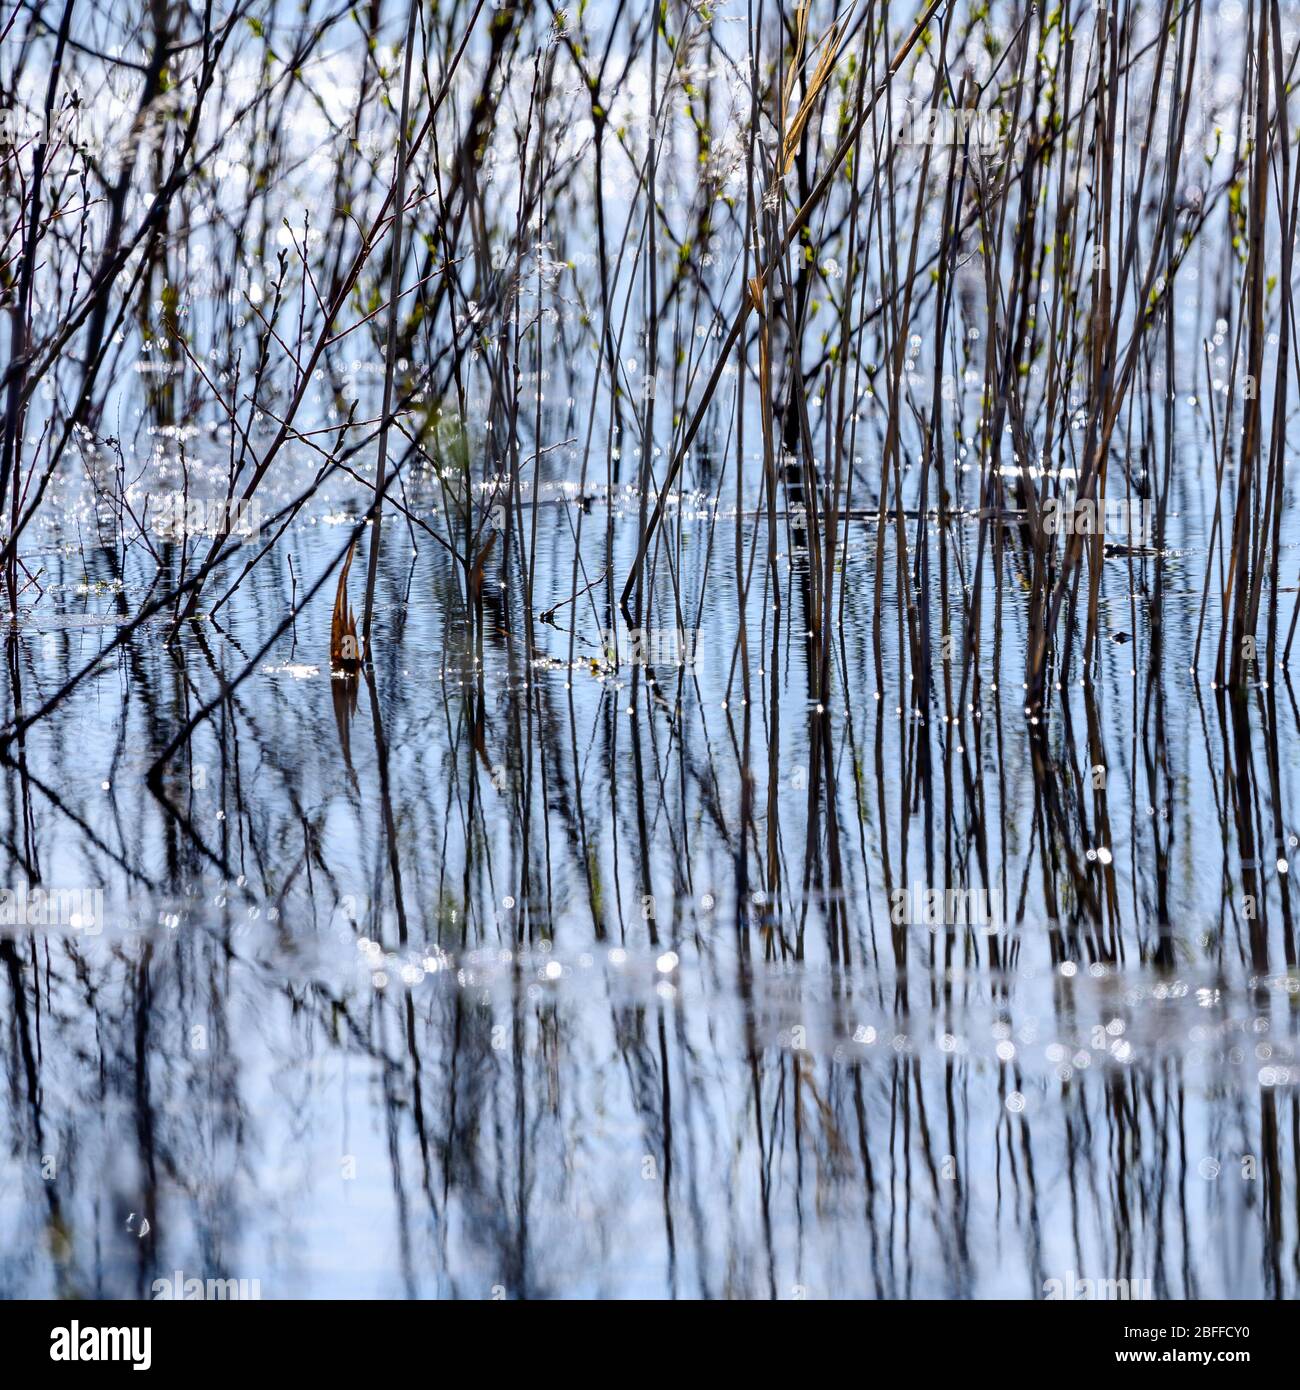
[[779, 10, 852, 176], [330, 538, 364, 673]]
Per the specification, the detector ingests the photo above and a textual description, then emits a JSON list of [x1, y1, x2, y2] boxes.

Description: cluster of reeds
[[1, 0, 1296, 950]]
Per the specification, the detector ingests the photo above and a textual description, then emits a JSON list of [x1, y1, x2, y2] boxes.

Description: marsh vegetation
[[2, 0, 1300, 1298]]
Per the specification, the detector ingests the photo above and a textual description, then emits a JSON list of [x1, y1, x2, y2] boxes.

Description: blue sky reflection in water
[[2, 0, 1300, 1300]]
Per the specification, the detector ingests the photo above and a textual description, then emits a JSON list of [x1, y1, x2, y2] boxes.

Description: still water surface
[[3, 430, 1299, 1299]]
